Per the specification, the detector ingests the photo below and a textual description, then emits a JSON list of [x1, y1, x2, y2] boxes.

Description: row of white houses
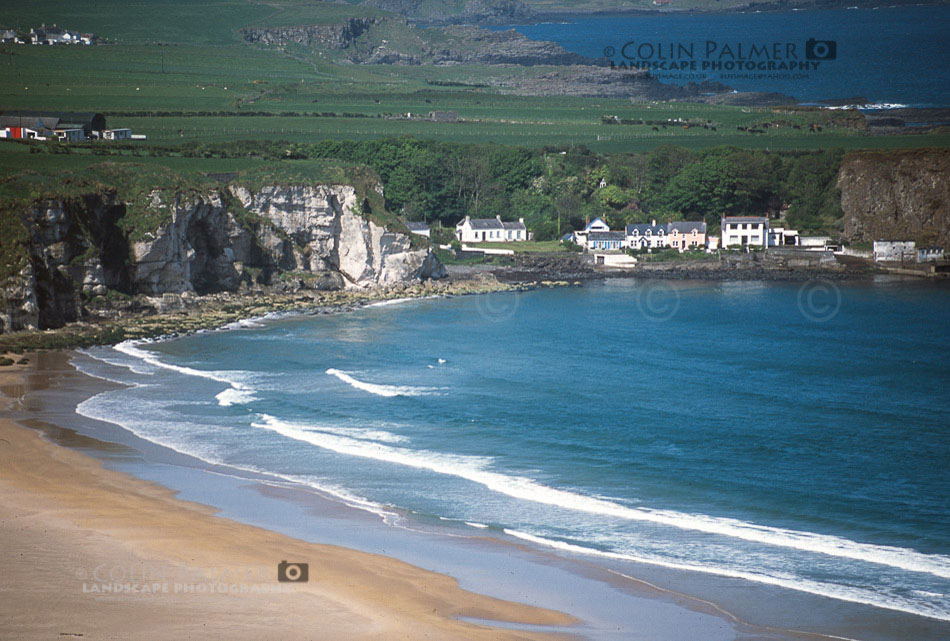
[[0, 26, 96, 45], [571, 218, 710, 252], [571, 216, 805, 252]]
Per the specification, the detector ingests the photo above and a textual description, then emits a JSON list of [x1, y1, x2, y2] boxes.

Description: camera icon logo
[[277, 561, 309, 583], [805, 38, 837, 60]]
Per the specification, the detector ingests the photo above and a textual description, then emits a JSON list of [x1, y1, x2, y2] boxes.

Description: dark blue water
[[487, 6, 950, 106], [76, 279, 950, 621]]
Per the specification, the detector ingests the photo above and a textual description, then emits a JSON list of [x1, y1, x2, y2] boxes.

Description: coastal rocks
[[242, 16, 592, 68], [13, 197, 126, 329], [230, 183, 438, 288], [838, 149, 950, 249], [416, 249, 448, 281], [0, 182, 445, 333], [240, 18, 378, 49], [0, 264, 39, 333], [422, 26, 594, 66], [130, 190, 249, 295], [230, 184, 347, 272]]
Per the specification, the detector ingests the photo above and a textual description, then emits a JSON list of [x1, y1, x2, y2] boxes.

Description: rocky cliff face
[[0, 183, 444, 333], [241, 18, 378, 49], [838, 149, 950, 248], [241, 17, 593, 67]]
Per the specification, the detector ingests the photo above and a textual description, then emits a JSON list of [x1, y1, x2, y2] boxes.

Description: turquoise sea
[[75, 279, 950, 625], [487, 5, 950, 107]]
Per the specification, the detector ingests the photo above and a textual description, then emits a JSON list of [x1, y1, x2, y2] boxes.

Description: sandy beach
[[3, 349, 946, 641], [0, 354, 578, 641]]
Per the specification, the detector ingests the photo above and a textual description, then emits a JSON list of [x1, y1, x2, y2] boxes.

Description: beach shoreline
[[0, 353, 586, 641], [0, 350, 821, 641], [2, 293, 947, 640]]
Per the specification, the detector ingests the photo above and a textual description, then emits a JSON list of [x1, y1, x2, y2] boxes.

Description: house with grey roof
[[406, 221, 430, 238], [625, 219, 708, 252], [625, 220, 667, 250], [667, 221, 707, 251], [587, 231, 625, 251], [571, 217, 610, 247], [456, 216, 527, 243], [721, 216, 768, 249]]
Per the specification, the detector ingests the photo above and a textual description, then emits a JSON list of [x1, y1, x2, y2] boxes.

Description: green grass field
[[1, 0, 947, 157], [471, 240, 569, 252]]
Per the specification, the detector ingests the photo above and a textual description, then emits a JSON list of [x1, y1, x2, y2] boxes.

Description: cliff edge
[[0, 164, 445, 333]]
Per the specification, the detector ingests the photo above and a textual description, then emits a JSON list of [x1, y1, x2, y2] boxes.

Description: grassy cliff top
[[0, 155, 404, 243]]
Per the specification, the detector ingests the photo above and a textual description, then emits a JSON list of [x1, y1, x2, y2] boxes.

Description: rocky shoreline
[[0, 247, 936, 354], [0, 274, 544, 352], [466, 250, 886, 284]]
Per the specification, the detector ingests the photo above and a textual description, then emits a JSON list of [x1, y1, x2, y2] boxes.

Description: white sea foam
[[364, 295, 441, 309], [325, 368, 437, 397], [114, 340, 257, 406], [828, 102, 909, 110], [222, 317, 267, 330], [465, 521, 489, 529], [365, 298, 415, 308], [78, 347, 156, 376], [75, 394, 397, 522], [251, 413, 950, 581], [504, 530, 950, 622], [215, 387, 259, 407]]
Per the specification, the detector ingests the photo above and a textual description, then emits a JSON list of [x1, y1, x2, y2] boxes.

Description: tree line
[[70, 138, 846, 240], [300, 139, 845, 239]]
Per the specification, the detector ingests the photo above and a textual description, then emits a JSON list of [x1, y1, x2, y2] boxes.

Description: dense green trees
[[177, 138, 846, 240]]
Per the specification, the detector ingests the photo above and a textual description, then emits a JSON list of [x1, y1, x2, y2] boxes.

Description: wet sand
[[3, 351, 946, 641], [0, 354, 577, 641]]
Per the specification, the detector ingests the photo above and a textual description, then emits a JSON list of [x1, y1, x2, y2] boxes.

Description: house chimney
[[651, 219, 656, 227], [519, 217, 524, 224]]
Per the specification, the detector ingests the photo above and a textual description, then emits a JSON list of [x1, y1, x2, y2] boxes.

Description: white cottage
[[721, 216, 768, 249], [406, 221, 430, 238], [587, 231, 625, 251], [456, 216, 526, 243], [571, 217, 611, 246], [625, 220, 667, 250]]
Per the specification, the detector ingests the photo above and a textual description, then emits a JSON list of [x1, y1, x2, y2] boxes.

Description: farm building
[[0, 111, 107, 140], [102, 128, 132, 140]]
